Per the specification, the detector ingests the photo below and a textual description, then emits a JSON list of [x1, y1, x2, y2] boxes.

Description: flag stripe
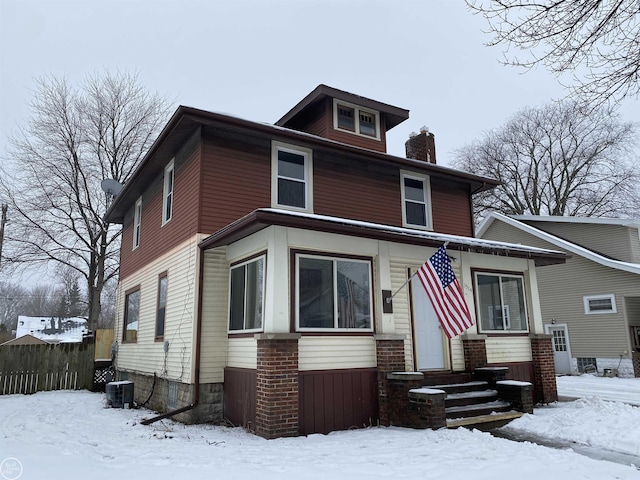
[[415, 245, 474, 339]]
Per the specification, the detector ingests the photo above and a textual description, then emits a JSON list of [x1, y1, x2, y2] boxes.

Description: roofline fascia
[[479, 212, 640, 275]]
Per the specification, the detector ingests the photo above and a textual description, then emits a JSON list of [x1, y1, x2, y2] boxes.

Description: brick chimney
[[405, 126, 436, 164]]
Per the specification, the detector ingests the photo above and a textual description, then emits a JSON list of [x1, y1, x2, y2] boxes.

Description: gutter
[[141, 249, 205, 425]]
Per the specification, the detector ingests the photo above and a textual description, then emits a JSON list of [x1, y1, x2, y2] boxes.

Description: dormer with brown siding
[[276, 85, 409, 153]]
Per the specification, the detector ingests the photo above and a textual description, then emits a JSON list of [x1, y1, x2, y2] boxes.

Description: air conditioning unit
[[106, 381, 134, 408]]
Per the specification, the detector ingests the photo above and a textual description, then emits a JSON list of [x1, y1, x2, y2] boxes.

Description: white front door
[[545, 324, 572, 375], [412, 275, 446, 370]]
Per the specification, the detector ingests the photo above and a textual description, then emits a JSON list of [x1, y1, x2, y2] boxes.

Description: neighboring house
[[478, 213, 640, 378], [15, 316, 88, 344], [104, 85, 566, 438], [1, 334, 49, 346]]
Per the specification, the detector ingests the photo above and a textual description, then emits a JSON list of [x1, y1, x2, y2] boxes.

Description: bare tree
[[0, 282, 27, 333], [467, 0, 640, 105], [453, 101, 639, 220], [0, 71, 172, 332]]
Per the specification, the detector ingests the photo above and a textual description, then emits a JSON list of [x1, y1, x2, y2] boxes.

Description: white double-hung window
[[271, 142, 313, 212], [162, 159, 175, 224], [401, 171, 432, 230]]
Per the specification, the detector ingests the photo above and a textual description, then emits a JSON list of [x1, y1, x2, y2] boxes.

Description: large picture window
[[475, 273, 528, 333], [123, 287, 140, 342], [296, 254, 373, 331], [271, 142, 313, 212], [401, 172, 432, 230], [229, 256, 265, 332]]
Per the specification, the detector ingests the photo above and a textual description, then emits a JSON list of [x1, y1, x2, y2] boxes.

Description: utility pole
[[0, 204, 7, 268]]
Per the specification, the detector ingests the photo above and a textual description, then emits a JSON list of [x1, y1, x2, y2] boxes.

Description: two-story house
[[478, 213, 640, 378], [104, 85, 566, 438]]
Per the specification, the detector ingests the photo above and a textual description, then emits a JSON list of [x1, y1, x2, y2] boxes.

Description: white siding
[[486, 337, 532, 363], [115, 235, 201, 383], [199, 247, 229, 383], [298, 336, 376, 371], [227, 337, 257, 369]]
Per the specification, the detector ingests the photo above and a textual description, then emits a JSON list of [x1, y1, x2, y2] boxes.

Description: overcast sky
[[1, 0, 639, 167]]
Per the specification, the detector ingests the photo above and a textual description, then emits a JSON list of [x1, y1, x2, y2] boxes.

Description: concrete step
[[430, 380, 489, 395], [446, 400, 512, 419], [445, 389, 499, 408]]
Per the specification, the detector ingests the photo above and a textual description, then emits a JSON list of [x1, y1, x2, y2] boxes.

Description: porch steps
[[430, 380, 520, 428]]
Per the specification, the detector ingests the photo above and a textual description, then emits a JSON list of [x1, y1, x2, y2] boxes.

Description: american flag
[[415, 245, 474, 338]]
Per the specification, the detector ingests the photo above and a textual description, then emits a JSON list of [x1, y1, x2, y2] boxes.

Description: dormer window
[[333, 99, 380, 140]]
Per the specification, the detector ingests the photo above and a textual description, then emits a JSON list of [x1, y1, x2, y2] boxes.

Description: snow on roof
[[15, 316, 89, 343], [477, 212, 640, 275], [263, 208, 566, 257]]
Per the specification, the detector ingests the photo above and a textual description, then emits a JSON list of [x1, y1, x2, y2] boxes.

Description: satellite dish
[[101, 179, 123, 197]]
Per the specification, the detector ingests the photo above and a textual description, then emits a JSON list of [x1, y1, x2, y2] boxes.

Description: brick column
[[375, 334, 406, 427], [254, 333, 300, 439], [632, 351, 640, 378], [462, 334, 488, 371], [530, 334, 558, 403]]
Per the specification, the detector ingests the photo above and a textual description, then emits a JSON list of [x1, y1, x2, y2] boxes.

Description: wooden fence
[[0, 342, 95, 395]]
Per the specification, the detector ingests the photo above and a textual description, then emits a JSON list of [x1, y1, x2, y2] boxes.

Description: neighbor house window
[[155, 272, 168, 340], [583, 294, 616, 314], [475, 272, 528, 333], [333, 99, 380, 140], [296, 254, 373, 331], [271, 142, 313, 211], [229, 255, 265, 332], [133, 197, 142, 249], [162, 159, 175, 224], [401, 171, 432, 229], [123, 287, 140, 342]]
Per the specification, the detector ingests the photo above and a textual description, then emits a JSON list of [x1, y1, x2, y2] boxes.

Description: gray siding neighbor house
[[478, 213, 640, 377]]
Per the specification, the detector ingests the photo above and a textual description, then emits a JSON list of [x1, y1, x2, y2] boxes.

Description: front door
[[411, 275, 446, 370], [546, 324, 572, 374]]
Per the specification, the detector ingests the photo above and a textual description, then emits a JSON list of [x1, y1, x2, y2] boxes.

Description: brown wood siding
[[223, 367, 256, 429], [120, 129, 202, 279], [199, 131, 272, 234], [324, 120, 388, 153], [431, 180, 473, 237], [314, 153, 402, 225], [298, 368, 378, 435]]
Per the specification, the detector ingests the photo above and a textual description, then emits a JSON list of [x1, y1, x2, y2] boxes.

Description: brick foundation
[[633, 351, 640, 378], [254, 333, 300, 439], [375, 335, 406, 427], [462, 334, 488, 371], [530, 334, 558, 403]]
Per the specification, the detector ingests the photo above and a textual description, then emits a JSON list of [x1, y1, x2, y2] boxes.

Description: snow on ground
[[1, 381, 639, 480], [557, 374, 640, 406]]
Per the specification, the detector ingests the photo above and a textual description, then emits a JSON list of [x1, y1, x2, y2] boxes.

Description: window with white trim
[[401, 171, 432, 229], [162, 159, 174, 224], [123, 286, 140, 343], [229, 256, 265, 332], [133, 197, 142, 249], [333, 99, 380, 140], [155, 272, 168, 340], [296, 254, 373, 331], [583, 294, 616, 314], [271, 142, 313, 211], [475, 272, 528, 332]]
